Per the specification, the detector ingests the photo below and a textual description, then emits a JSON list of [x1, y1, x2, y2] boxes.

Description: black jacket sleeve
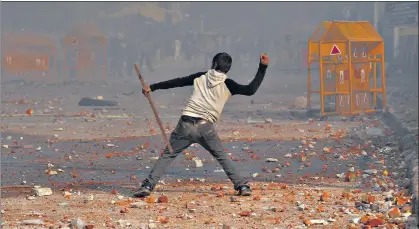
[[149, 72, 206, 91], [225, 63, 268, 96]]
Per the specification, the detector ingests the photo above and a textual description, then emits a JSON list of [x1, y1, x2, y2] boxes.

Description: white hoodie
[[182, 69, 232, 123]]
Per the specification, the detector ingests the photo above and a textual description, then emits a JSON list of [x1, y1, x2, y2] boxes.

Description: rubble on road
[[192, 158, 203, 168], [21, 219, 45, 226], [1, 81, 418, 228], [33, 186, 52, 196]]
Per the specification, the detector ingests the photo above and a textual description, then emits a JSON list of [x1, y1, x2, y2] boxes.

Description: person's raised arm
[[142, 72, 206, 95], [225, 53, 269, 96]]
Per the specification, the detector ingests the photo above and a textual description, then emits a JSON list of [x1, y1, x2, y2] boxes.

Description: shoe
[[133, 182, 153, 198], [238, 185, 252, 196]]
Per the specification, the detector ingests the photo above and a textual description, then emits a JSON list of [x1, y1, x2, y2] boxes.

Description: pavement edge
[[382, 109, 419, 228]]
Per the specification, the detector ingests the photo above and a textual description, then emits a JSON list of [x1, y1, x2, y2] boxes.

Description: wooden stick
[[134, 64, 173, 153]]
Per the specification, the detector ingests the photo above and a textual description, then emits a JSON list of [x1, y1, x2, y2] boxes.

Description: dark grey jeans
[[144, 116, 248, 190]]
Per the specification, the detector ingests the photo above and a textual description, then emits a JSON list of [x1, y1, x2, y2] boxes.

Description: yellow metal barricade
[[307, 21, 386, 116]]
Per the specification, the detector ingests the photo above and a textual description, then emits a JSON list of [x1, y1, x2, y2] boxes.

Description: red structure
[[62, 24, 107, 81], [2, 32, 57, 82]]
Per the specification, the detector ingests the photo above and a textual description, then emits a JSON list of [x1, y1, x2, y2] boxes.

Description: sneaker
[[238, 185, 252, 196], [133, 182, 153, 198]]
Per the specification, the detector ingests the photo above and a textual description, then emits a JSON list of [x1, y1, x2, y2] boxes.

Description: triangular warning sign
[[330, 44, 341, 55]]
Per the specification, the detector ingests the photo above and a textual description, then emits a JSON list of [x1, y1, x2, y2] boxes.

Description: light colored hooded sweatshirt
[[182, 69, 232, 123]]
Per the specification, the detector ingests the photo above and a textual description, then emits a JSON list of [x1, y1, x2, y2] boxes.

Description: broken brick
[[366, 218, 385, 227], [145, 196, 157, 203], [211, 185, 222, 191], [216, 191, 225, 197], [158, 196, 168, 203], [342, 192, 353, 199], [360, 215, 370, 224], [320, 191, 331, 201], [396, 197, 409, 206], [388, 207, 401, 218], [316, 205, 325, 212], [279, 184, 288, 189], [186, 202, 197, 210], [239, 211, 251, 217], [157, 216, 169, 224], [367, 195, 376, 204], [361, 195, 376, 204]]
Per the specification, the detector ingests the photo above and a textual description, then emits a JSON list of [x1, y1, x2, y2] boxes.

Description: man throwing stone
[[134, 52, 269, 197]]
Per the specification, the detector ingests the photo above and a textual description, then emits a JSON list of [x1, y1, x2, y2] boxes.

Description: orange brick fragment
[[185, 155, 195, 160], [253, 196, 261, 201], [303, 219, 311, 226], [211, 185, 222, 191], [228, 190, 236, 195], [388, 207, 401, 218], [157, 216, 169, 224], [145, 196, 157, 203], [316, 205, 325, 212], [360, 215, 370, 224], [386, 224, 398, 229], [216, 191, 224, 197], [239, 211, 251, 217], [367, 195, 376, 204], [158, 196, 168, 203], [115, 200, 134, 206], [342, 192, 353, 199], [367, 218, 385, 227], [26, 108, 33, 116], [320, 191, 331, 201], [396, 197, 409, 206], [362, 195, 376, 204], [279, 184, 288, 189]]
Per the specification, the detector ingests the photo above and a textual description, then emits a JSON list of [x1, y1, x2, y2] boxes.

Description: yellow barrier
[[307, 21, 386, 116]]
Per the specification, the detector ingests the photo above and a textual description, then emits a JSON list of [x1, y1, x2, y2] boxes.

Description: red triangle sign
[[330, 44, 341, 55]]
